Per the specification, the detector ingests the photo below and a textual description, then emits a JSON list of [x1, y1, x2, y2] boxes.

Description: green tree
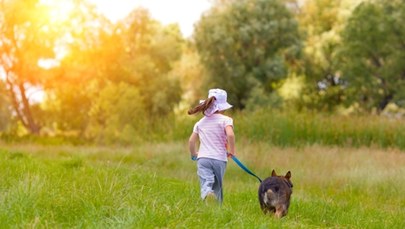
[[339, 0, 405, 112], [86, 82, 146, 144], [170, 45, 209, 111], [115, 8, 184, 117], [295, 0, 352, 111], [194, 0, 301, 109]]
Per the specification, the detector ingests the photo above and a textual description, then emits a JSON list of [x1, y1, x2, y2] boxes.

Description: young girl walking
[[188, 88, 236, 204]]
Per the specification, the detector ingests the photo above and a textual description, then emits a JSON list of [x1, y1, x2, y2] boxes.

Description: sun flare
[[87, 0, 212, 37], [40, 0, 75, 24]]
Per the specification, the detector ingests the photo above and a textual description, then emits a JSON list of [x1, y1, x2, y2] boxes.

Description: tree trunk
[[6, 77, 27, 127], [18, 83, 40, 134], [378, 94, 393, 113], [5, 74, 40, 135]]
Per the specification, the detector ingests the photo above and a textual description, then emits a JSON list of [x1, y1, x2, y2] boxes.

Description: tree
[[339, 0, 405, 112], [86, 82, 147, 144], [0, 80, 12, 131], [294, 0, 363, 112], [40, 1, 115, 133], [169, 44, 209, 110], [0, 0, 55, 134], [0, 0, 108, 134], [299, 0, 343, 111], [115, 8, 184, 117], [0, 1, 188, 139], [194, 0, 301, 109], [36, 6, 183, 138]]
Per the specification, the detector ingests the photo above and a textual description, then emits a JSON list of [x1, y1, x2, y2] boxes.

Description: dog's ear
[[285, 171, 291, 180], [271, 169, 277, 177]]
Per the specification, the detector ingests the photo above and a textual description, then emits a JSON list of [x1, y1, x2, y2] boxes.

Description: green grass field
[[0, 142, 404, 228]]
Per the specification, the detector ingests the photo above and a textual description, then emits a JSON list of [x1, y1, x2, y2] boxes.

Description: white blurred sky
[[87, 0, 213, 38]]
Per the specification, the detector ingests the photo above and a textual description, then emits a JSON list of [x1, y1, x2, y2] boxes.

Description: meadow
[[1, 141, 404, 228]]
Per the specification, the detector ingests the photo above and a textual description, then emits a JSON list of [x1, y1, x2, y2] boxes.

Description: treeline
[[0, 0, 404, 145]]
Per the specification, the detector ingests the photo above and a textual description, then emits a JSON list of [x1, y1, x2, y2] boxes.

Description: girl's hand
[[227, 152, 234, 158], [191, 152, 198, 161], [189, 133, 199, 161]]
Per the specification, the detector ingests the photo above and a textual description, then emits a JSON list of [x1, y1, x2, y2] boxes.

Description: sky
[[87, 0, 213, 38]]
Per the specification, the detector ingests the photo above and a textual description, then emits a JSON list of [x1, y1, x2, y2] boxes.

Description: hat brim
[[217, 103, 233, 111]]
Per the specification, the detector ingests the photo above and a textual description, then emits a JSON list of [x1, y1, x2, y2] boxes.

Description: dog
[[258, 170, 293, 218]]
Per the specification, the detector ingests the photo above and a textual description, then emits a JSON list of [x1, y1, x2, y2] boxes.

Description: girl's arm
[[225, 125, 235, 156], [189, 132, 199, 157]]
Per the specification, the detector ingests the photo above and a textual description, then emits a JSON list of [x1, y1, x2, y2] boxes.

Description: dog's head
[[259, 170, 293, 218]]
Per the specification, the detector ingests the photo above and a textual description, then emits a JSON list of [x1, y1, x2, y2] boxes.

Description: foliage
[[86, 82, 146, 144], [244, 87, 283, 111], [115, 9, 184, 117], [35, 7, 183, 136], [294, 0, 353, 112], [0, 0, 56, 134], [38, 1, 117, 133], [194, 0, 301, 109], [170, 45, 209, 110], [2, 0, 405, 138], [339, 0, 405, 112]]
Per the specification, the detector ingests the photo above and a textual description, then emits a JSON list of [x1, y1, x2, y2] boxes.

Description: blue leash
[[230, 155, 262, 183]]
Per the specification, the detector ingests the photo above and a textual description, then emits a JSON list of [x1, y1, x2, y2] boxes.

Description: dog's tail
[[263, 189, 276, 205]]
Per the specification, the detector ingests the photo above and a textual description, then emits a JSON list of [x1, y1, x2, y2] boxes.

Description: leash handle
[[230, 155, 262, 183]]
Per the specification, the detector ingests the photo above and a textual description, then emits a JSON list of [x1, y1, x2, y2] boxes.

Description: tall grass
[[169, 109, 405, 150], [2, 109, 405, 149], [236, 110, 405, 149], [0, 143, 404, 228]]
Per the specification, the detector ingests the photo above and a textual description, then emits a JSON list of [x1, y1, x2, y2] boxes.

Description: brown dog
[[258, 170, 293, 218]]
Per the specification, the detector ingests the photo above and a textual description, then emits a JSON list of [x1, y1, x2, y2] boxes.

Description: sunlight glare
[[40, 0, 74, 24], [38, 59, 60, 70], [0, 67, 5, 81], [88, 0, 212, 37]]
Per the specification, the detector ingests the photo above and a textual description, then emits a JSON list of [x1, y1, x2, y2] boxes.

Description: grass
[[0, 142, 404, 228], [235, 110, 405, 149], [4, 110, 405, 151]]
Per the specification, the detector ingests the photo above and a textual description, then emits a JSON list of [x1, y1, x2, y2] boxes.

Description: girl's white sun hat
[[201, 88, 233, 116]]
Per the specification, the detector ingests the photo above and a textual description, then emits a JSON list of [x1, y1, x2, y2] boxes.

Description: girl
[[188, 88, 236, 204]]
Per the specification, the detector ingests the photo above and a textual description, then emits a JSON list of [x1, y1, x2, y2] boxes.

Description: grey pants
[[197, 158, 227, 203]]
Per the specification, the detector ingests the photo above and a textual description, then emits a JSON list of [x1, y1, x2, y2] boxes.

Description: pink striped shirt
[[193, 114, 233, 162]]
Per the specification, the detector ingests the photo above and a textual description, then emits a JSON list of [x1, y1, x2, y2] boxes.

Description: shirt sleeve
[[224, 117, 233, 128], [193, 122, 199, 134]]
